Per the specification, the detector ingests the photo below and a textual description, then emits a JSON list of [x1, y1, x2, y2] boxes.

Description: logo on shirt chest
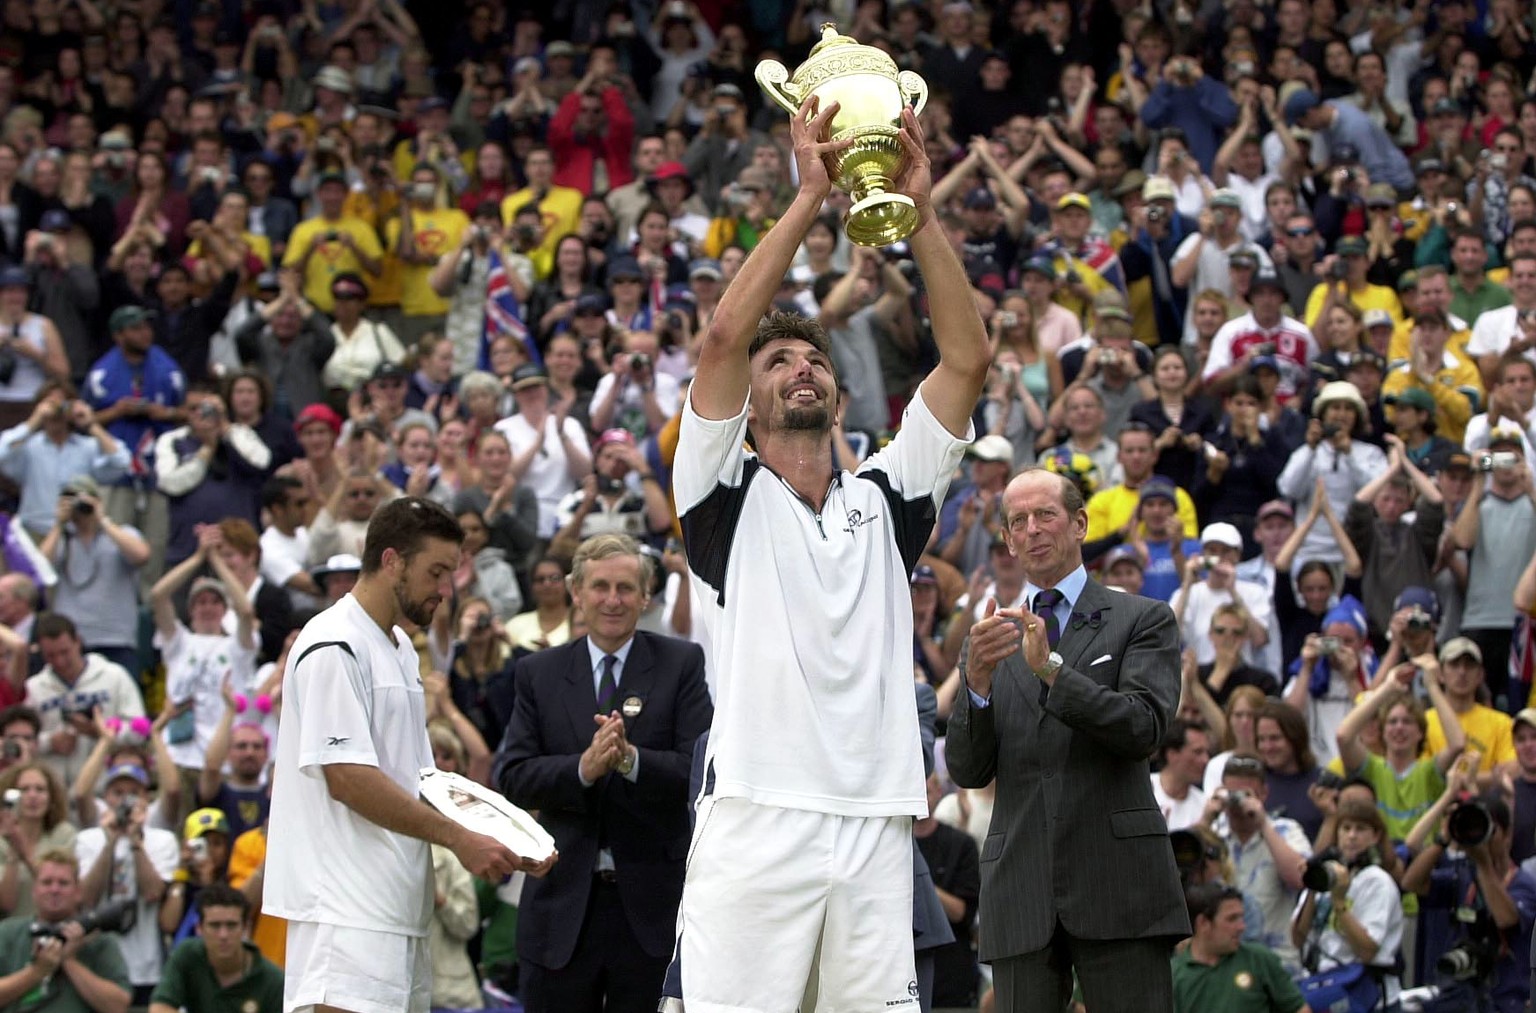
[[842, 508, 881, 534]]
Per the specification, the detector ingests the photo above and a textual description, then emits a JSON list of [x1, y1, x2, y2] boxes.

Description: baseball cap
[[1393, 585, 1441, 623], [1336, 235, 1368, 257], [1199, 522, 1243, 551], [58, 473, 99, 500], [188, 577, 230, 607], [1344, 349, 1386, 374], [1095, 305, 1132, 324], [315, 170, 349, 189], [1362, 309, 1394, 330], [255, 271, 282, 293], [1229, 250, 1259, 270], [104, 764, 149, 788], [108, 304, 153, 332], [593, 428, 636, 452], [1396, 271, 1420, 293], [1256, 499, 1294, 522], [910, 564, 939, 586], [1249, 355, 1280, 374], [1386, 386, 1435, 412], [1516, 708, 1536, 733], [369, 361, 409, 384], [1020, 256, 1057, 281], [1209, 189, 1242, 209], [574, 293, 608, 316], [966, 434, 1013, 463], [1283, 88, 1321, 125], [311, 553, 362, 581], [417, 96, 450, 114], [313, 64, 354, 94], [1489, 425, 1526, 450], [1429, 97, 1462, 117], [689, 258, 723, 281], [1444, 451, 1473, 473], [1139, 476, 1177, 504], [1332, 143, 1361, 165], [1439, 636, 1482, 664], [184, 807, 230, 840], [510, 364, 550, 391], [1102, 545, 1144, 572], [0, 266, 26, 290], [1365, 184, 1397, 209], [1112, 170, 1147, 201], [1055, 192, 1091, 212], [544, 40, 576, 58], [1250, 266, 1285, 294], [1416, 157, 1447, 176], [293, 402, 342, 436], [712, 83, 745, 101], [964, 187, 997, 210], [1142, 175, 1177, 203], [607, 255, 644, 281]]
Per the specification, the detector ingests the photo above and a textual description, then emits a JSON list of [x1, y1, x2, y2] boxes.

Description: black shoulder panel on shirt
[[856, 467, 936, 575], [680, 458, 760, 607], [293, 641, 356, 669]]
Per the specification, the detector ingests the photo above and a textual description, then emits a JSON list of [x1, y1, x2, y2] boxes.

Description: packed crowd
[[0, 0, 1534, 1010]]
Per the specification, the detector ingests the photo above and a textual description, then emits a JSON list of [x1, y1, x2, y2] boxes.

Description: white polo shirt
[[265, 593, 434, 936], [673, 388, 970, 817]]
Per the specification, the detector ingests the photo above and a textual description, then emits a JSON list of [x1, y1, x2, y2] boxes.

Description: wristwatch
[[1036, 651, 1064, 681], [616, 746, 636, 777]]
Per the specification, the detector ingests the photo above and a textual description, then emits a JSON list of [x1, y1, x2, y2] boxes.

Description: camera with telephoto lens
[[1476, 451, 1519, 472], [1446, 796, 1494, 847], [1316, 768, 1346, 791], [1301, 846, 1346, 893], [1437, 921, 1500, 983], [31, 898, 136, 942], [71, 494, 93, 517]]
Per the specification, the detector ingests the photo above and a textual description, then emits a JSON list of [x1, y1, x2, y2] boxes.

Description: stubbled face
[[391, 538, 460, 627], [747, 337, 839, 437]]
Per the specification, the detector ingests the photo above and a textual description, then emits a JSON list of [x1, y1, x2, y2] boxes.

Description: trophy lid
[[808, 22, 859, 59]]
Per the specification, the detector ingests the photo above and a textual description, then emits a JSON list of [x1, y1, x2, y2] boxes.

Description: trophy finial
[[820, 22, 840, 40]]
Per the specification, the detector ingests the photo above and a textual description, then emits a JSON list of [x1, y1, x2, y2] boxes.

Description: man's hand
[[579, 714, 626, 782], [31, 935, 65, 977], [891, 106, 933, 218], [450, 825, 555, 879], [998, 605, 1051, 678], [789, 95, 852, 201], [964, 599, 1020, 698]]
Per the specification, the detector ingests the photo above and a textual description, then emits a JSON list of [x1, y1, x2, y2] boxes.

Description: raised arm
[[689, 96, 849, 422]]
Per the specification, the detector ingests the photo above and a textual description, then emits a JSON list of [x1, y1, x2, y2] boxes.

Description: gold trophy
[[756, 24, 929, 247]]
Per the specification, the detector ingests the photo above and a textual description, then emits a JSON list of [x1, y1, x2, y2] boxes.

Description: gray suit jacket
[[945, 578, 1190, 961]]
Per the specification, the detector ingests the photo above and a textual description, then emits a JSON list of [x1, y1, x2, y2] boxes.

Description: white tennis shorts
[[283, 920, 431, 1013], [677, 795, 919, 1013]]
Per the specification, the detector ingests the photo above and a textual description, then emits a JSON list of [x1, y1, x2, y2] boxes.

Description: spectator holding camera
[[25, 615, 145, 791], [1278, 382, 1389, 570], [0, 383, 130, 541], [0, 850, 131, 1013], [1283, 595, 1376, 767], [0, 762, 77, 920], [1451, 428, 1536, 708], [37, 475, 149, 675], [0, 265, 69, 426], [1371, 586, 1445, 691], [1201, 754, 1312, 972], [280, 172, 385, 315], [1289, 801, 1403, 1001], [1403, 786, 1536, 1013], [73, 763, 179, 1004], [551, 429, 673, 561], [387, 165, 469, 346], [1172, 522, 1273, 667], [429, 201, 531, 373], [590, 330, 681, 441]]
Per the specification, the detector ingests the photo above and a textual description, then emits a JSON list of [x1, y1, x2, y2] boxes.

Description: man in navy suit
[[493, 532, 713, 1013]]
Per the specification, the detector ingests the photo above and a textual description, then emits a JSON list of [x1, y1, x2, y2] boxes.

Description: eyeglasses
[[1224, 756, 1264, 775], [1287, 226, 1315, 237]]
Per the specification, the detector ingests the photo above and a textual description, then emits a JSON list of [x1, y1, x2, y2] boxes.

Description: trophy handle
[[755, 61, 802, 116], [897, 70, 928, 117]]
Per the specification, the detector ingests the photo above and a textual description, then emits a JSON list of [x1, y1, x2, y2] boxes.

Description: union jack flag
[[480, 250, 540, 369]]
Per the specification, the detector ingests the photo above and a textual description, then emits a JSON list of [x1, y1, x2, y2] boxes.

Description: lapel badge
[[622, 696, 643, 719]]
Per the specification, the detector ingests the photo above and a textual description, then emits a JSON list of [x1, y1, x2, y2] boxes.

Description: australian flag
[[479, 249, 540, 369]]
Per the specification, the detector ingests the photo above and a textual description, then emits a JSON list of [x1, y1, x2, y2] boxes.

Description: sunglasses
[[1224, 756, 1264, 775], [1286, 226, 1314, 237]]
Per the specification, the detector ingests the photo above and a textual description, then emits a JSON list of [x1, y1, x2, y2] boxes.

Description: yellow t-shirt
[[1379, 358, 1485, 443], [1387, 318, 1475, 369], [280, 215, 385, 313], [1303, 281, 1404, 332], [1085, 483, 1200, 543], [228, 827, 285, 968], [342, 189, 402, 309], [1426, 704, 1515, 774], [390, 138, 475, 184], [500, 185, 582, 280], [385, 207, 469, 318]]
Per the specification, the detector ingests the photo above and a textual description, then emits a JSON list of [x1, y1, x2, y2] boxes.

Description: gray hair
[[458, 370, 501, 401]]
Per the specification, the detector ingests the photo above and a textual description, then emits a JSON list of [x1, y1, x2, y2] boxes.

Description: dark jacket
[[493, 631, 712, 969]]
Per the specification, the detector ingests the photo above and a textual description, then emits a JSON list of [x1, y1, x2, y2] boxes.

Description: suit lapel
[[615, 634, 656, 734], [563, 638, 600, 740]]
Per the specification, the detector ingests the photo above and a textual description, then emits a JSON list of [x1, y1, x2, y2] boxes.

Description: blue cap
[[963, 186, 997, 209], [606, 256, 643, 281], [689, 258, 722, 280], [1283, 88, 1321, 126], [1323, 594, 1368, 637], [0, 266, 27, 289], [574, 293, 608, 315], [1394, 585, 1441, 623], [1249, 354, 1280, 373], [104, 763, 149, 787], [1138, 476, 1178, 504]]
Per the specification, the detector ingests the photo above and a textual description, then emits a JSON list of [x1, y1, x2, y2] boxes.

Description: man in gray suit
[[947, 467, 1188, 1013]]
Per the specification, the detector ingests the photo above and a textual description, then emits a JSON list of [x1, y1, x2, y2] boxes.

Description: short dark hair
[[261, 475, 304, 511], [1160, 719, 1207, 764], [0, 705, 40, 737], [360, 497, 464, 574], [34, 613, 78, 642], [1185, 882, 1243, 927], [196, 882, 251, 921], [748, 311, 836, 366]]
